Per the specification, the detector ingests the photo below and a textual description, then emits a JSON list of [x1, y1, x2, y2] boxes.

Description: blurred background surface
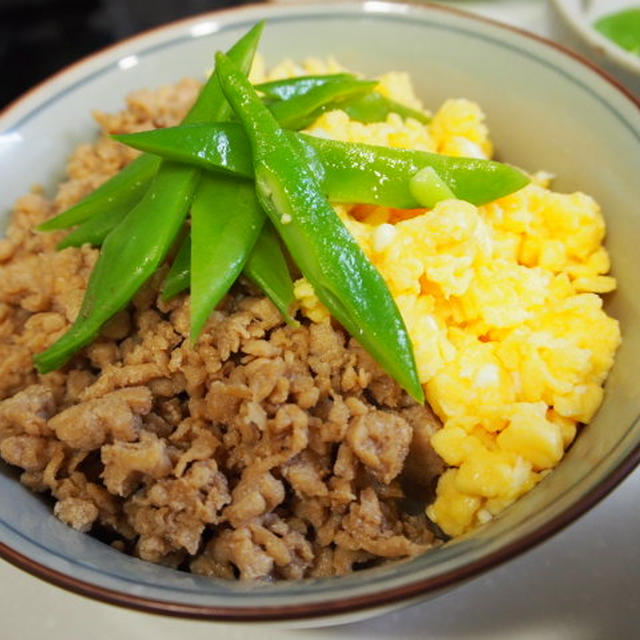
[[0, 0, 251, 107]]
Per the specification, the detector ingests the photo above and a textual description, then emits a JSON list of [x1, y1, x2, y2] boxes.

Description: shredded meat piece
[[336, 488, 429, 557], [49, 387, 153, 450], [101, 431, 174, 497], [54, 497, 99, 533], [125, 460, 230, 562], [346, 410, 413, 484], [0, 435, 60, 472], [192, 514, 314, 580], [223, 469, 285, 528], [0, 79, 445, 580], [400, 404, 446, 504], [282, 451, 329, 498], [0, 384, 56, 438]]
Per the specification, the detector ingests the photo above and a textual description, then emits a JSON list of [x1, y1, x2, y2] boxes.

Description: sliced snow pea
[[256, 73, 355, 100], [408, 166, 455, 207], [308, 135, 528, 207], [34, 163, 200, 373], [190, 173, 264, 340], [242, 222, 297, 324], [56, 203, 129, 249], [267, 77, 377, 130], [161, 223, 297, 325], [57, 77, 371, 249], [114, 122, 529, 207], [343, 91, 431, 124], [38, 21, 264, 234], [42, 72, 419, 237], [34, 23, 264, 373], [257, 74, 430, 125], [215, 51, 424, 402], [163, 233, 191, 300], [38, 154, 160, 232]]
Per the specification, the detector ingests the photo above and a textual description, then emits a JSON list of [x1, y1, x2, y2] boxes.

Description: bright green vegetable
[[163, 233, 191, 300], [594, 8, 640, 56], [409, 166, 455, 207], [54, 76, 377, 249], [113, 122, 529, 207], [257, 73, 431, 125], [56, 202, 129, 249], [42, 73, 422, 240], [190, 174, 264, 340], [344, 91, 431, 124], [38, 20, 266, 235], [114, 124, 253, 178], [297, 135, 529, 208], [38, 154, 160, 232], [162, 224, 297, 325], [41, 70, 420, 238], [215, 51, 424, 402], [34, 23, 264, 373], [267, 77, 377, 130], [34, 163, 200, 372], [243, 223, 297, 324], [256, 73, 355, 100]]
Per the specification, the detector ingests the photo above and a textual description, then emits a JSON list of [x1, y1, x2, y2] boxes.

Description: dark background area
[[0, 0, 251, 108]]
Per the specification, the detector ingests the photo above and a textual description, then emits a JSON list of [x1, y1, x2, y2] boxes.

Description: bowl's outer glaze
[[0, 0, 639, 622]]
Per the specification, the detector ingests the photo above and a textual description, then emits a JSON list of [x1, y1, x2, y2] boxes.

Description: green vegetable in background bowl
[[594, 8, 640, 57]]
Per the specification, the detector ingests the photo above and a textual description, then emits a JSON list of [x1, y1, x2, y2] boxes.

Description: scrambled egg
[[255, 59, 621, 537]]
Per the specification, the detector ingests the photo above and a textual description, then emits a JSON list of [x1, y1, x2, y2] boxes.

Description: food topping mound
[[0, 39, 620, 579]]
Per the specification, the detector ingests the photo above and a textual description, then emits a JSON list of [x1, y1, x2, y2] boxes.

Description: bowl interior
[[0, 1, 639, 620]]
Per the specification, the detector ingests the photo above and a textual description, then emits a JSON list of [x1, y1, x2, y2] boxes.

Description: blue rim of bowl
[[0, 0, 639, 622]]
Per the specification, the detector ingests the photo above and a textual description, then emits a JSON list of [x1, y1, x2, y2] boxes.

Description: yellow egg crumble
[[254, 58, 621, 537]]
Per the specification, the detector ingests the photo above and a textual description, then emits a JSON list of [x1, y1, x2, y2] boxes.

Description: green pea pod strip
[[162, 224, 297, 325], [244, 222, 297, 324], [163, 233, 191, 299], [83, 77, 372, 247], [38, 22, 264, 234], [115, 123, 254, 178], [306, 134, 529, 207], [64, 122, 252, 249], [56, 201, 130, 249], [34, 163, 200, 373], [409, 166, 456, 208], [268, 78, 377, 130], [257, 74, 431, 125], [215, 52, 424, 402], [38, 154, 160, 231], [343, 91, 431, 124], [184, 23, 264, 124], [114, 122, 529, 207], [255, 73, 356, 100], [190, 174, 264, 341], [34, 24, 264, 373]]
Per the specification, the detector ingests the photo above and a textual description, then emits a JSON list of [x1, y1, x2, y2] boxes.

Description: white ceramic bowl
[[551, 0, 640, 82], [0, 0, 639, 623]]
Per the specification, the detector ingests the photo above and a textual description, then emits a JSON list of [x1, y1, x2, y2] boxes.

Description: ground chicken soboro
[[0, 79, 445, 579]]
